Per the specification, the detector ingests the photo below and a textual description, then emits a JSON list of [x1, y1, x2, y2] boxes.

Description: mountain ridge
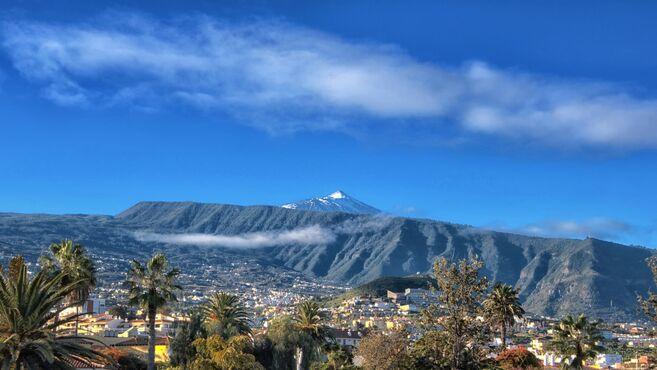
[[0, 200, 654, 320]]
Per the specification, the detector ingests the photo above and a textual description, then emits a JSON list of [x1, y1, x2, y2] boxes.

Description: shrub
[[496, 347, 542, 370]]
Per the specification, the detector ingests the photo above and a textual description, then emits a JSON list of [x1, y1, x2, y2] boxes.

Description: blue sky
[[1, 0, 656, 247]]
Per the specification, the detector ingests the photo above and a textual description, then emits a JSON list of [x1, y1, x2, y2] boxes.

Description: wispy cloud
[[3, 12, 657, 148], [498, 217, 636, 241], [134, 225, 335, 248], [132, 215, 394, 248]]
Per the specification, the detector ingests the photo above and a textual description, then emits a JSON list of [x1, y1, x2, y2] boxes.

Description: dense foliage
[[202, 292, 252, 339], [355, 329, 413, 370], [189, 335, 264, 370], [422, 257, 491, 370], [0, 256, 107, 369], [484, 283, 525, 348], [495, 348, 542, 369], [550, 314, 603, 369], [170, 313, 206, 367], [127, 253, 181, 370]]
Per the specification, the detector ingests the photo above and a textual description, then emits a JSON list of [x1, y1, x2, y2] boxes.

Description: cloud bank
[[134, 225, 335, 248], [3, 12, 657, 148], [133, 215, 393, 248], [513, 217, 634, 240]]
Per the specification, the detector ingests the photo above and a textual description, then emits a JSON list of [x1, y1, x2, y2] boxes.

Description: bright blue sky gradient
[[1, 0, 656, 246]]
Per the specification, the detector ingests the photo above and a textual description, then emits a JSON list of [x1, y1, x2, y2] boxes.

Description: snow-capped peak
[[281, 190, 380, 214], [329, 190, 347, 199]]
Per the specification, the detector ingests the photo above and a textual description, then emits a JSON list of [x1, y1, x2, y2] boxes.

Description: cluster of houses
[[59, 288, 657, 369], [60, 296, 368, 365], [521, 322, 656, 368], [59, 298, 179, 363]]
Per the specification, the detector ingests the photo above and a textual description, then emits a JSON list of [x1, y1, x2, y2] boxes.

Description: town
[[5, 239, 657, 370]]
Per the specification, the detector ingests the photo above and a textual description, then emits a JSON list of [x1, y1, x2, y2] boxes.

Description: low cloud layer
[[133, 215, 393, 248], [3, 12, 657, 149], [512, 217, 635, 241], [134, 225, 335, 248]]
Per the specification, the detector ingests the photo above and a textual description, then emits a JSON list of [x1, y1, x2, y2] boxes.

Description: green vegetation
[[40, 239, 97, 337], [639, 255, 657, 323], [127, 253, 182, 370], [202, 292, 252, 339], [187, 335, 264, 370], [0, 256, 107, 368], [108, 305, 130, 320], [484, 283, 525, 348], [329, 275, 434, 305], [550, 314, 603, 369], [422, 257, 490, 369], [294, 301, 331, 370], [495, 348, 542, 369], [169, 312, 205, 368], [0, 239, 636, 370], [355, 329, 412, 369]]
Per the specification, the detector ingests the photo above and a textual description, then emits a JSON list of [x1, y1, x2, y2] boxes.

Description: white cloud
[[134, 225, 335, 248], [132, 216, 394, 248], [3, 13, 657, 148], [334, 215, 394, 234], [513, 217, 634, 240]]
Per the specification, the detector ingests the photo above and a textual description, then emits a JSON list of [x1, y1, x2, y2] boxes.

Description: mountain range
[[0, 193, 654, 320]]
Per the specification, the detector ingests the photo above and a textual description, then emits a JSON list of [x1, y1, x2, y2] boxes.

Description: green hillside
[[328, 275, 436, 305]]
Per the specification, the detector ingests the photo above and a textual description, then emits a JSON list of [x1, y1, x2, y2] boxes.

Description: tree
[[100, 347, 147, 370], [189, 335, 264, 370], [7, 255, 25, 280], [293, 301, 330, 370], [202, 292, 252, 339], [0, 256, 107, 368], [410, 330, 451, 369], [109, 305, 130, 320], [550, 314, 603, 369], [266, 316, 303, 370], [252, 335, 274, 370], [422, 257, 490, 370], [639, 256, 657, 324], [323, 346, 355, 370], [495, 348, 542, 369], [354, 329, 413, 370], [483, 283, 525, 348], [126, 252, 181, 370], [40, 239, 97, 336], [170, 313, 206, 368]]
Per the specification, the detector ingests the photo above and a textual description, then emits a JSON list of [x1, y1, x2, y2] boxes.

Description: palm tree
[[483, 283, 525, 348], [201, 292, 252, 339], [0, 256, 107, 369], [40, 239, 97, 336], [293, 301, 330, 370], [126, 252, 181, 370], [551, 314, 604, 369]]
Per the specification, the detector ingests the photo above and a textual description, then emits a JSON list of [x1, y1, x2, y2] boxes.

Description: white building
[[595, 353, 622, 368], [61, 297, 107, 317]]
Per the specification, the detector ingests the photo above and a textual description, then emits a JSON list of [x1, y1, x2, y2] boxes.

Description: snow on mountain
[[281, 190, 381, 214]]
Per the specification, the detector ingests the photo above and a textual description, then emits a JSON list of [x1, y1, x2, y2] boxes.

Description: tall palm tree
[[126, 252, 181, 370], [551, 314, 604, 369], [201, 292, 252, 339], [483, 283, 525, 348], [40, 240, 97, 336], [0, 256, 107, 369], [293, 301, 330, 370]]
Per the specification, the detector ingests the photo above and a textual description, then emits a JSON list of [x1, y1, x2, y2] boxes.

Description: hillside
[[0, 201, 654, 320], [330, 275, 436, 304]]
